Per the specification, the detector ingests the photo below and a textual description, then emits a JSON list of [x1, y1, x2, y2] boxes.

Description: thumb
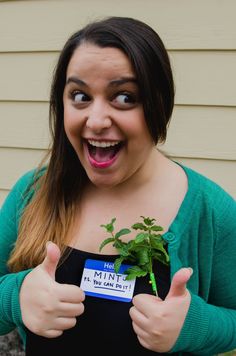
[[41, 241, 61, 279], [166, 267, 193, 299]]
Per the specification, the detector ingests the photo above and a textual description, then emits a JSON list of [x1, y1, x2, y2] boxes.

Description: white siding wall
[[0, 0, 236, 205]]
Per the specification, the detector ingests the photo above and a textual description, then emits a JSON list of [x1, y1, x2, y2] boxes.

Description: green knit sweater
[[0, 165, 236, 355]]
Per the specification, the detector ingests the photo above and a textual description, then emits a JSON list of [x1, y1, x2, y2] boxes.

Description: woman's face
[[63, 43, 155, 188]]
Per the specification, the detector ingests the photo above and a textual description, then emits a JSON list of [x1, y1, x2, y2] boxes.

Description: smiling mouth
[[86, 139, 123, 163]]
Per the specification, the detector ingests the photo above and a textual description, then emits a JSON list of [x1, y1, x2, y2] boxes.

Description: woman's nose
[[85, 101, 112, 133]]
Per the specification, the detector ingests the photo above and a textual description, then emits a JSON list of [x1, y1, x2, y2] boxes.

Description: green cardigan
[[0, 165, 236, 355]]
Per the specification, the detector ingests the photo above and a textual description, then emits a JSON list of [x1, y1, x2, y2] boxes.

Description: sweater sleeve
[[171, 189, 236, 355], [0, 270, 31, 334], [0, 171, 34, 334], [170, 293, 236, 355]]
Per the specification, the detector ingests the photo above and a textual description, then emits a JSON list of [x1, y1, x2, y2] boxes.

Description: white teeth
[[88, 140, 120, 148]]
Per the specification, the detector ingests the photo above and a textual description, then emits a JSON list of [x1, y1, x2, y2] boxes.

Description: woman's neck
[[84, 149, 168, 199]]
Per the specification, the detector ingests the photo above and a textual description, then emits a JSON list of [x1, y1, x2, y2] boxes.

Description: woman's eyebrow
[[109, 77, 137, 87], [65, 76, 137, 87], [65, 76, 87, 87]]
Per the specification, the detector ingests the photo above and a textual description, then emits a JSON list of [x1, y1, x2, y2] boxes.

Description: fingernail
[[188, 267, 193, 276]]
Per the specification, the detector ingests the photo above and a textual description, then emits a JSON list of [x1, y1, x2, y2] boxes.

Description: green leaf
[[151, 225, 164, 232], [113, 239, 125, 250], [132, 223, 147, 231], [150, 233, 164, 242], [135, 248, 150, 266], [99, 237, 115, 251], [100, 217, 116, 233], [110, 217, 116, 225], [134, 232, 149, 243], [150, 238, 165, 250], [115, 242, 130, 257], [126, 239, 136, 250], [106, 223, 114, 233], [115, 228, 131, 239], [141, 216, 156, 226], [152, 250, 170, 265], [124, 265, 148, 280], [114, 257, 125, 273]]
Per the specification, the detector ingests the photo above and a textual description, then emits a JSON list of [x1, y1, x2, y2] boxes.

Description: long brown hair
[[8, 16, 175, 272]]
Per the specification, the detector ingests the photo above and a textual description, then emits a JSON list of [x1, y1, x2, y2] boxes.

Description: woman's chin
[[84, 168, 124, 189]]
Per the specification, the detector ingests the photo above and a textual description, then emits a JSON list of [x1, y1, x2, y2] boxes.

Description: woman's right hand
[[19, 241, 85, 338]]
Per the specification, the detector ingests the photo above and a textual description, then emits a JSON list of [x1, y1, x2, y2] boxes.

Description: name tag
[[80, 259, 136, 302]]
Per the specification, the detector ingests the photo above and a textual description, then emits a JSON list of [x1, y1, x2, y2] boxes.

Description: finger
[[132, 320, 149, 341], [41, 241, 61, 279], [57, 284, 85, 303], [54, 317, 77, 331], [44, 329, 63, 338], [59, 302, 85, 317], [131, 321, 152, 351], [166, 267, 193, 299], [132, 293, 160, 317], [129, 305, 149, 328]]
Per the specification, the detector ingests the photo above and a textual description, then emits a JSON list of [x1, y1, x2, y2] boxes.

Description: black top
[[26, 248, 179, 355]]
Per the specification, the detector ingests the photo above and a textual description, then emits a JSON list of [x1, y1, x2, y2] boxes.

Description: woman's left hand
[[129, 267, 192, 352]]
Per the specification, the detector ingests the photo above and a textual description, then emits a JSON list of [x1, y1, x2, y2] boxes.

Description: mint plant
[[99, 216, 169, 296]]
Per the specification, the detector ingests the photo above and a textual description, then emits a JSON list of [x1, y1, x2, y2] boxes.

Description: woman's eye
[[114, 93, 136, 106], [71, 91, 90, 103]]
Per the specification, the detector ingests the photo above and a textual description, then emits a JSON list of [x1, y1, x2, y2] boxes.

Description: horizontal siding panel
[[1, 52, 236, 106], [175, 157, 236, 198], [0, 102, 50, 149], [0, 148, 46, 189], [0, 0, 236, 51], [161, 106, 236, 160], [0, 52, 56, 101], [170, 51, 236, 106]]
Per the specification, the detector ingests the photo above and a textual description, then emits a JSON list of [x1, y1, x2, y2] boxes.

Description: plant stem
[[149, 272, 158, 297], [148, 228, 158, 297]]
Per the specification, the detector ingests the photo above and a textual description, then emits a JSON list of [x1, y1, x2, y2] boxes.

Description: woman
[[0, 16, 236, 355]]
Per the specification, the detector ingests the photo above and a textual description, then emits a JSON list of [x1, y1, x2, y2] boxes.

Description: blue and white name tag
[[80, 259, 136, 302]]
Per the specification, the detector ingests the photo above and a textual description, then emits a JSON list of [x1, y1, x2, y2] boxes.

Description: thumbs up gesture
[[20, 242, 85, 338], [129, 268, 193, 353]]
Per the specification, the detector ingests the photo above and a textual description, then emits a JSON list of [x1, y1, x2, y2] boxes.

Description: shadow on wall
[[0, 330, 25, 356]]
